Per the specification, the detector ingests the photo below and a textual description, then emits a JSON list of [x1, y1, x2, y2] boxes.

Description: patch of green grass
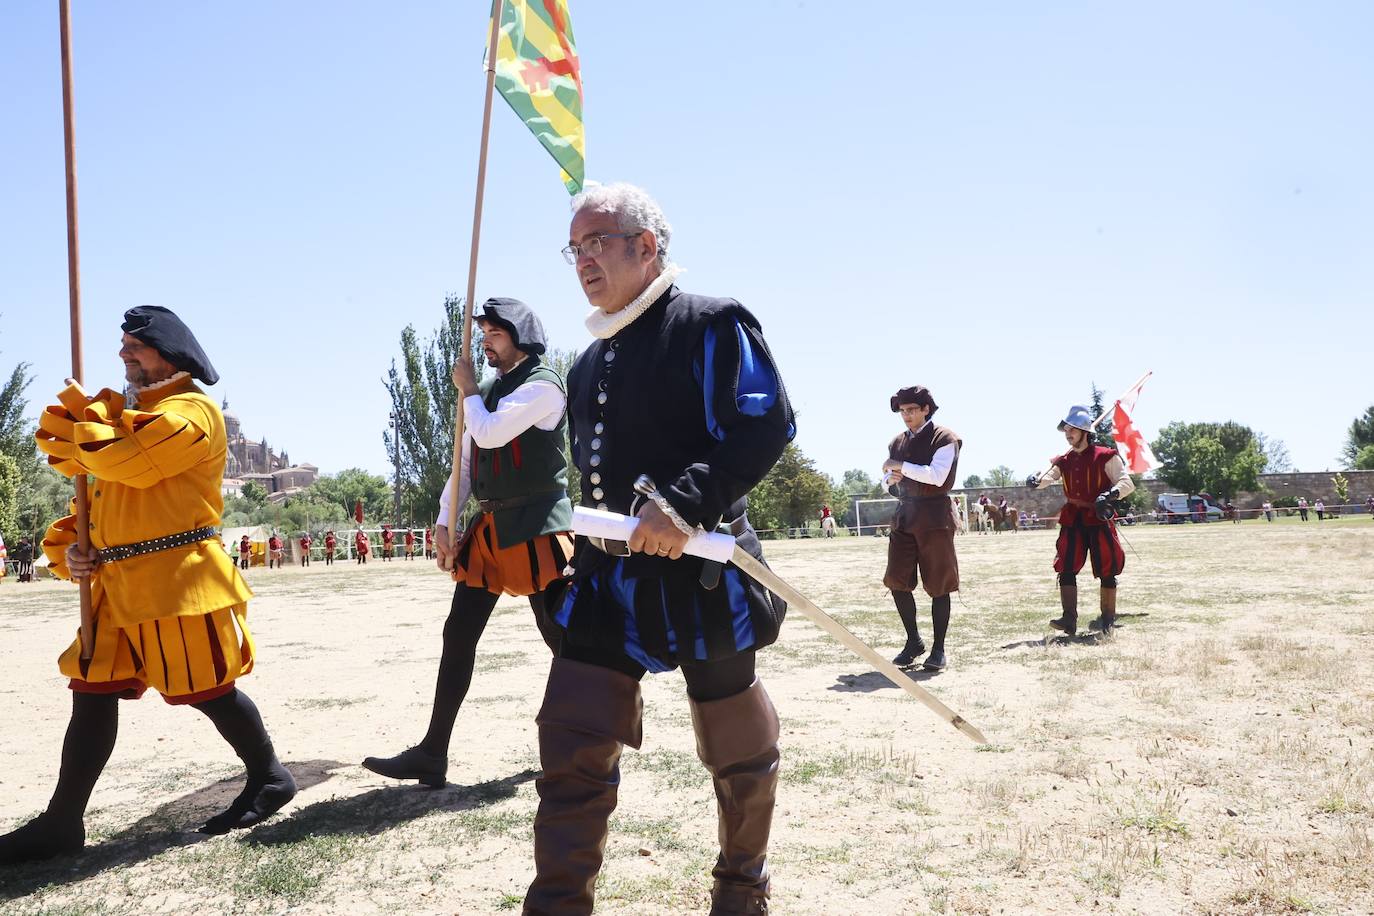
[[474, 651, 527, 673], [626, 749, 707, 792], [287, 696, 370, 710], [1120, 812, 1189, 836]]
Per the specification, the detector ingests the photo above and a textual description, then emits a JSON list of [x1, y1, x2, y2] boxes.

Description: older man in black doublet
[[523, 183, 794, 916]]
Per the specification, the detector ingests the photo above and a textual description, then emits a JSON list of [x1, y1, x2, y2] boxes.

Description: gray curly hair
[[570, 182, 672, 269]]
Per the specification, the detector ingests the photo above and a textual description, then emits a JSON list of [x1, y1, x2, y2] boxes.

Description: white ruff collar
[[584, 265, 684, 340], [127, 371, 190, 406]]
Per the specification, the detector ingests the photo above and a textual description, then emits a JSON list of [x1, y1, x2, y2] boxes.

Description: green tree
[[962, 473, 985, 489], [1089, 383, 1116, 450], [1342, 406, 1374, 468], [545, 347, 581, 504], [277, 490, 350, 533], [0, 453, 20, 544], [240, 480, 269, 507], [840, 468, 876, 495], [1122, 474, 1153, 514], [0, 359, 74, 542], [832, 469, 880, 530], [1333, 472, 1349, 506], [1356, 445, 1374, 471], [19, 466, 73, 540], [1152, 421, 1266, 499], [1255, 432, 1293, 473], [748, 443, 832, 534], [0, 363, 32, 458], [307, 468, 392, 523], [383, 296, 486, 527], [986, 465, 1017, 488]]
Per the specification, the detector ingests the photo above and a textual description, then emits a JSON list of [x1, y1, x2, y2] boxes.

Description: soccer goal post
[[854, 494, 969, 536]]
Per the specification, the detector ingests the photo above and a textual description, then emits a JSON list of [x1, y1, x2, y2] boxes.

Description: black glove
[[1095, 489, 1120, 521], [1025, 474, 1040, 490]]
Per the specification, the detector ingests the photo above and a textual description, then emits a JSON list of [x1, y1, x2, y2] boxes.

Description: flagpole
[[1032, 371, 1155, 484], [1091, 370, 1151, 430], [445, 0, 503, 566], [59, 0, 95, 660]]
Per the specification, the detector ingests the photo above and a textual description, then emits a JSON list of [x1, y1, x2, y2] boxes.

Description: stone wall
[[954, 469, 1374, 517]]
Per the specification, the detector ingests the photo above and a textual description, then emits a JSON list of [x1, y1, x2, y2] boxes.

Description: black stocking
[[193, 688, 295, 835], [891, 590, 921, 643], [0, 692, 118, 863], [930, 594, 951, 652]]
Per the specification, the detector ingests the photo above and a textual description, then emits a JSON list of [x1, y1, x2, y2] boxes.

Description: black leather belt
[[586, 514, 751, 586], [477, 489, 567, 513], [97, 526, 219, 564]]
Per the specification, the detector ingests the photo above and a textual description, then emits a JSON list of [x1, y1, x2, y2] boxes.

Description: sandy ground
[[1, 518, 1372, 915]]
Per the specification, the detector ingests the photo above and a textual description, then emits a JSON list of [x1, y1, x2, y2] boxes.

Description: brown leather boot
[[1093, 587, 1117, 632], [523, 658, 643, 916], [1050, 586, 1078, 635], [690, 679, 780, 916]]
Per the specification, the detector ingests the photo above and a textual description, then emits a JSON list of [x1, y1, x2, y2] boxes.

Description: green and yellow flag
[[490, 0, 585, 194]]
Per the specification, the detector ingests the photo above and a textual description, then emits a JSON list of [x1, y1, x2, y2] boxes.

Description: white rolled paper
[[571, 506, 737, 563]]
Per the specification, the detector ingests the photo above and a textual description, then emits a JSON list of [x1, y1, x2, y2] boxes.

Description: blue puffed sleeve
[[695, 320, 783, 441]]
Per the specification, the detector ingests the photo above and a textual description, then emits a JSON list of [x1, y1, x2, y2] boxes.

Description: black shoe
[[922, 648, 947, 672], [199, 762, 297, 835], [892, 638, 926, 668], [361, 746, 447, 788], [1089, 615, 1116, 633], [1049, 616, 1077, 637], [0, 812, 85, 864]]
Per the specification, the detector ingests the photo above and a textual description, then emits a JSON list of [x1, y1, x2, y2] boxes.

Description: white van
[[1157, 493, 1223, 521]]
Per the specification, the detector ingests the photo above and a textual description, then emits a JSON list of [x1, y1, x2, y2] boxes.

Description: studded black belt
[[476, 489, 567, 513], [96, 526, 219, 564]]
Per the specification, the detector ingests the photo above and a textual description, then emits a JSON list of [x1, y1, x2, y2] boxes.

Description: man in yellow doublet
[[0, 306, 296, 865]]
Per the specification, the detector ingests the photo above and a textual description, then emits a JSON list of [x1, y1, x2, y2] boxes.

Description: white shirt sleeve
[[1036, 464, 1063, 488], [901, 443, 957, 487], [435, 427, 473, 529], [462, 380, 566, 449], [1104, 454, 1135, 498], [436, 379, 565, 527]]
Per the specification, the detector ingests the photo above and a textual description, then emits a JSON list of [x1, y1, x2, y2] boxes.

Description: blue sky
[[3, 1, 1371, 488]]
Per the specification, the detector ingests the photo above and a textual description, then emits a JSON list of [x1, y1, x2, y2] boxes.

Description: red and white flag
[[1111, 372, 1160, 474]]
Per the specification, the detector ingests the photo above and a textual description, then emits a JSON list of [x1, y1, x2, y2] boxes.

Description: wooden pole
[[730, 549, 987, 744], [1033, 371, 1154, 483], [59, 0, 95, 660], [445, 0, 503, 563]]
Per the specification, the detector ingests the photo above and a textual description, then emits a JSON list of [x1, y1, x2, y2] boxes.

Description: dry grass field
[[2, 517, 1372, 914]]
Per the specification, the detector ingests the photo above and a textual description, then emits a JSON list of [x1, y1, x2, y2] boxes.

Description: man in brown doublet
[[881, 386, 961, 671]]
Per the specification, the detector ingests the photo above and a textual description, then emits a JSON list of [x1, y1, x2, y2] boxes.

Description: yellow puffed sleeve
[[33, 383, 121, 478], [42, 513, 78, 581], [35, 405, 83, 476], [71, 406, 213, 489]]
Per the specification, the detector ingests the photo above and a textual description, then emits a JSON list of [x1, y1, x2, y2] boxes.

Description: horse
[[970, 502, 992, 534], [984, 504, 1020, 532]]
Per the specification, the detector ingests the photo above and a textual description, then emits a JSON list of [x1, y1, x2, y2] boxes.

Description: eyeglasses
[[561, 232, 640, 265]]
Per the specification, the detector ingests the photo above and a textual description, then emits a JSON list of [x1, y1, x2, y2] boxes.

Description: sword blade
[[729, 546, 988, 745]]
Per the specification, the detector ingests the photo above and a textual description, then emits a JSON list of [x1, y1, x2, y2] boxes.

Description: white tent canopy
[[220, 525, 271, 549]]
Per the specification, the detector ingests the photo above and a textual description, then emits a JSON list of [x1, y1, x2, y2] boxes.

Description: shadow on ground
[[245, 767, 540, 845], [0, 758, 340, 899], [828, 668, 943, 692], [998, 613, 1150, 650]]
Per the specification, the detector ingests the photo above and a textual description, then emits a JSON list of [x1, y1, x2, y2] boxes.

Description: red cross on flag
[[1111, 372, 1160, 474]]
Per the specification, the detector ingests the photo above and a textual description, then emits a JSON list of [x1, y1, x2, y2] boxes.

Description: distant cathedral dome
[[222, 397, 242, 438]]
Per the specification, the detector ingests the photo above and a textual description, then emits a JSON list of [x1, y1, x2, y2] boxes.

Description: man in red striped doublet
[[1028, 406, 1135, 635]]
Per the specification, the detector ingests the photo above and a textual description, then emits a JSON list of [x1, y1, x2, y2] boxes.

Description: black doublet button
[[588, 339, 616, 489]]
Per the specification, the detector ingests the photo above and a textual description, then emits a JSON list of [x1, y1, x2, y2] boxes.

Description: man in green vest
[[363, 298, 573, 787]]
